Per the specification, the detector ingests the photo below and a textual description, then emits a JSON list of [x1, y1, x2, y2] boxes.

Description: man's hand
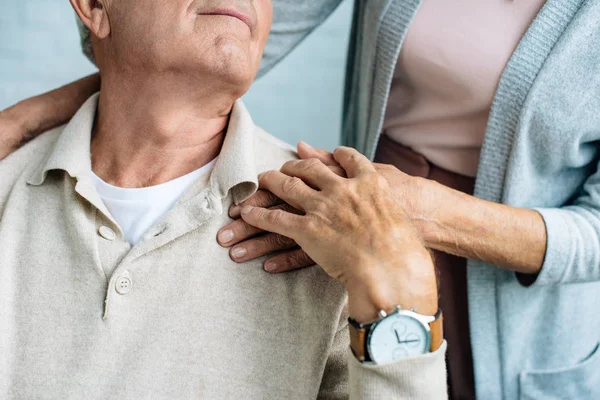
[[217, 190, 315, 270], [238, 147, 438, 322]]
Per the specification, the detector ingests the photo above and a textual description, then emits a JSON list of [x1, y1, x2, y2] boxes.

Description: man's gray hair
[[76, 17, 97, 66]]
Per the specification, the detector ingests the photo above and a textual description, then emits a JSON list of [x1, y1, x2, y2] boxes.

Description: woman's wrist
[[15, 97, 47, 139], [0, 106, 28, 153], [13, 73, 102, 140], [406, 177, 456, 249], [3, 91, 66, 142]]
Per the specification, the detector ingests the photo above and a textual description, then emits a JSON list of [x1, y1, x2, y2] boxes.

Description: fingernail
[[241, 206, 254, 216], [264, 262, 278, 272], [218, 229, 234, 244], [231, 247, 247, 259], [229, 206, 241, 217]]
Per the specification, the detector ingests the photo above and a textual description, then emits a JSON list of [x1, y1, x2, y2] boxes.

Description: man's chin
[[204, 47, 257, 92]]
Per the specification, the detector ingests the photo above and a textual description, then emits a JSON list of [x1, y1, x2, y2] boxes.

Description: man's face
[[100, 0, 273, 94]]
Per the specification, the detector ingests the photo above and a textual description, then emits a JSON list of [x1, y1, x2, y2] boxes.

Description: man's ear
[[70, 0, 111, 39]]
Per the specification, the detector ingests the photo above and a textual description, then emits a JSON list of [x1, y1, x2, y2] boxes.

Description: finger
[[219, 203, 300, 246], [333, 146, 376, 178], [218, 217, 264, 246], [328, 165, 347, 178], [229, 233, 298, 263], [297, 141, 338, 166], [280, 159, 342, 190], [258, 170, 318, 211], [240, 206, 304, 240], [263, 248, 316, 274], [374, 162, 397, 171], [229, 189, 282, 218]]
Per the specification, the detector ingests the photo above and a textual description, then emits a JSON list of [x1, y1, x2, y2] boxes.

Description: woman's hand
[[239, 147, 438, 322]]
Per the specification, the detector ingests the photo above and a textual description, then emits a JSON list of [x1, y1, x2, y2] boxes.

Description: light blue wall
[[0, 0, 352, 150]]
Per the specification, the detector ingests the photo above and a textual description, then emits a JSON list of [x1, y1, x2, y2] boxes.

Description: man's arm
[[347, 344, 448, 399]]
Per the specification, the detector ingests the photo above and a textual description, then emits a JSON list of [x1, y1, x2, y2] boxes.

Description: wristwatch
[[349, 306, 444, 364]]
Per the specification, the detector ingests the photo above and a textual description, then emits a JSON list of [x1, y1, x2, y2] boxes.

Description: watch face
[[368, 313, 430, 364]]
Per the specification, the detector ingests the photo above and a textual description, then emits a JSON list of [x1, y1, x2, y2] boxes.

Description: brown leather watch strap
[[429, 310, 444, 352], [349, 309, 444, 361], [349, 323, 370, 362]]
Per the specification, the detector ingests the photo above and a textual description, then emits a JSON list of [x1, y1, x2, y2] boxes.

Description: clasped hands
[[218, 142, 439, 322]]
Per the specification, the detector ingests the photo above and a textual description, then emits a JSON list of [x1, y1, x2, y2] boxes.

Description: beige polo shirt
[[0, 95, 447, 399]]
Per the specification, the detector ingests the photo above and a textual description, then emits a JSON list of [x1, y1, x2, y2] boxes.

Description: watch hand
[[397, 339, 421, 344], [394, 330, 401, 344]]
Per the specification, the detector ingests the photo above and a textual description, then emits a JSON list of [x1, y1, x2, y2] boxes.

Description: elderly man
[[0, 0, 447, 398]]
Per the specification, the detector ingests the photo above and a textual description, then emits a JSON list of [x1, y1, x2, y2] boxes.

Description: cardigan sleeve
[[257, 0, 345, 78], [533, 165, 600, 286]]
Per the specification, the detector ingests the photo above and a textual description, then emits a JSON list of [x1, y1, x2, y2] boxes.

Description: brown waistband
[[374, 134, 475, 195]]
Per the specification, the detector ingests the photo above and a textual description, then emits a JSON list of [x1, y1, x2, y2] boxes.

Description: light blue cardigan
[[257, 0, 600, 399], [76, 0, 600, 398]]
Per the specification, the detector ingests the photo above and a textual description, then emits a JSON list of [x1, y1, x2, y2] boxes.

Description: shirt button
[[115, 276, 132, 295], [99, 226, 116, 241]]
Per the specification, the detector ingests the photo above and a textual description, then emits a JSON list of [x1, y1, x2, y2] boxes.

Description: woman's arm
[[400, 173, 547, 275], [218, 143, 548, 278], [298, 144, 549, 276], [0, 74, 100, 160]]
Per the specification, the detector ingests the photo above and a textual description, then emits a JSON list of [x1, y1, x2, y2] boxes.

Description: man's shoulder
[[254, 127, 298, 173], [0, 126, 64, 192], [251, 126, 299, 173]]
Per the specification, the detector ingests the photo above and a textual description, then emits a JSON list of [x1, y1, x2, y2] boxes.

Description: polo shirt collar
[[27, 94, 98, 186], [209, 100, 258, 205], [27, 93, 259, 206]]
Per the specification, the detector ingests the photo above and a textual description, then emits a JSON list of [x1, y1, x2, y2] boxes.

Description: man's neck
[[91, 76, 233, 188]]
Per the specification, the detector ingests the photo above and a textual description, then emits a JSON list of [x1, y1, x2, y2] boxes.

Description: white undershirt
[[91, 159, 217, 245]]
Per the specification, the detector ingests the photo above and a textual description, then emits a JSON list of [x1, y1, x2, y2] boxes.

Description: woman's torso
[[383, 0, 545, 177], [346, 1, 600, 399], [381, 2, 545, 398]]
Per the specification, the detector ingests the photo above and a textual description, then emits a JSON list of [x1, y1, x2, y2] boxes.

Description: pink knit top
[[383, 0, 546, 177]]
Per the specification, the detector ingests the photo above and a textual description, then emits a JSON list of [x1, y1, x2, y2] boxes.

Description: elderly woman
[[2, 0, 600, 399]]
